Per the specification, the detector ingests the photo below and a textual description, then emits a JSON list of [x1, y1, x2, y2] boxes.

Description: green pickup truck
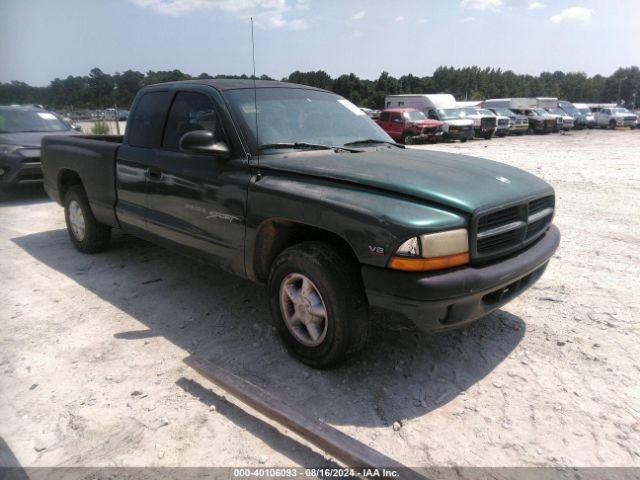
[[41, 80, 560, 367]]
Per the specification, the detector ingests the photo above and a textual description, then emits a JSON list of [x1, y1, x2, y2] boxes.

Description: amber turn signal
[[388, 252, 470, 272]]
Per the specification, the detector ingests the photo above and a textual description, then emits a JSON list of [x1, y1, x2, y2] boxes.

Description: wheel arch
[[58, 169, 84, 201], [250, 218, 360, 283]]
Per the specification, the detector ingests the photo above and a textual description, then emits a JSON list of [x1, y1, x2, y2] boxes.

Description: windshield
[[560, 104, 580, 117], [224, 88, 391, 150], [547, 108, 565, 116], [459, 108, 478, 116], [493, 108, 515, 117], [0, 108, 71, 133], [437, 108, 466, 120], [577, 108, 591, 115], [477, 109, 495, 116], [612, 108, 630, 114], [531, 108, 549, 116], [403, 110, 427, 121]]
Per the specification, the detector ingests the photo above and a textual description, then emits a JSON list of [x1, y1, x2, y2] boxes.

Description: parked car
[[385, 94, 474, 142], [492, 103, 554, 133], [535, 98, 563, 132], [487, 107, 528, 135], [41, 79, 560, 367], [526, 108, 561, 132], [375, 108, 443, 144], [457, 105, 497, 140], [561, 102, 596, 129], [474, 108, 510, 137], [104, 108, 130, 121], [546, 107, 575, 131], [595, 107, 638, 129], [0, 105, 80, 188]]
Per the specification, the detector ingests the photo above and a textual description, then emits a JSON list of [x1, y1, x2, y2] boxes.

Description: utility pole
[[617, 76, 627, 105], [114, 105, 120, 135]]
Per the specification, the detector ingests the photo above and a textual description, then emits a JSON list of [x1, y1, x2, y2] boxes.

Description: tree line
[[1, 65, 638, 111]]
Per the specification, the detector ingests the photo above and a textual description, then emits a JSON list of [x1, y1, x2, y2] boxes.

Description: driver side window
[[162, 91, 225, 151], [390, 113, 402, 123]]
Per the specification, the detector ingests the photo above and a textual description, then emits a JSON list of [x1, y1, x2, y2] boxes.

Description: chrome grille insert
[[472, 195, 555, 262]]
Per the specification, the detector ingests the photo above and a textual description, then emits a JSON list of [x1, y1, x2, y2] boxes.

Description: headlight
[[0, 144, 22, 155], [388, 229, 469, 272]]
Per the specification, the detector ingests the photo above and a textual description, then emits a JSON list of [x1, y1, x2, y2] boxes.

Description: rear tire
[[268, 241, 369, 368], [64, 185, 111, 253], [609, 119, 617, 130]]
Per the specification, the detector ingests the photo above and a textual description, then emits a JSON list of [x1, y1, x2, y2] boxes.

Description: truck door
[[143, 89, 250, 276], [377, 111, 391, 137], [116, 90, 173, 232], [389, 112, 404, 139]]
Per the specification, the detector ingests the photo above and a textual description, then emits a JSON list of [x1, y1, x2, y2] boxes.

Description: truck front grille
[[471, 195, 555, 262], [481, 117, 497, 129]]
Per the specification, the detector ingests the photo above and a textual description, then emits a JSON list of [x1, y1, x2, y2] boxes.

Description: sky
[[1, 0, 638, 86]]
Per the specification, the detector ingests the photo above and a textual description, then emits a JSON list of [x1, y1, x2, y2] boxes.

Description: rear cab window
[[127, 91, 173, 148]]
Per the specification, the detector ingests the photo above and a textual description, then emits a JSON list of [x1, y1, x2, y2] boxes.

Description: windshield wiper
[[258, 142, 361, 153], [343, 139, 404, 148]]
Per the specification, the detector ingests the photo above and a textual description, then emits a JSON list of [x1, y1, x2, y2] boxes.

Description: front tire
[[268, 241, 369, 368], [609, 119, 617, 130], [64, 185, 111, 253]]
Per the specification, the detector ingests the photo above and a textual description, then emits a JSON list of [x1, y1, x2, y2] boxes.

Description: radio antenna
[[250, 17, 260, 169]]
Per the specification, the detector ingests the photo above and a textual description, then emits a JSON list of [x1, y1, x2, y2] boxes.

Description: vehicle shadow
[[0, 437, 29, 479], [13, 229, 525, 429], [0, 184, 50, 206]]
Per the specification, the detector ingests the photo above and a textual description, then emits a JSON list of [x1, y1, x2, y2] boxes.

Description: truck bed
[[41, 135, 123, 228]]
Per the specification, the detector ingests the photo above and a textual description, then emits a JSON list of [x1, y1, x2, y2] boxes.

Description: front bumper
[[509, 123, 529, 133], [445, 129, 474, 141], [617, 118, 638, 127], [0, 152, 43, 186], [363, 225, 560, 332]]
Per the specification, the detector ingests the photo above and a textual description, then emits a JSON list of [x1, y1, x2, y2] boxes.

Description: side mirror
[[72, 125, 83, 132], [179, 130, 230, 158]]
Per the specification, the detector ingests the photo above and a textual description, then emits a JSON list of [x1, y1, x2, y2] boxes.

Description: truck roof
[[382, 108, 419, 113], [145, 79, 326, 92]]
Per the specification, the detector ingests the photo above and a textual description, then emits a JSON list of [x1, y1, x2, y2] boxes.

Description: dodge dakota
[[41, 80, 560, 367]]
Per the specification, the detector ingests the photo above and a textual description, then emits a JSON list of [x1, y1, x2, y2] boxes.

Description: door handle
[[146, 167, 163, 181]]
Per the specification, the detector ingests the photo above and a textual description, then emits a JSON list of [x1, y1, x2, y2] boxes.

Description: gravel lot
[[1, 129, 639, 470]]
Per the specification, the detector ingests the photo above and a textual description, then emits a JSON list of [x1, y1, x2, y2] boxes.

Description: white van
[[385, 94, 474, 141]]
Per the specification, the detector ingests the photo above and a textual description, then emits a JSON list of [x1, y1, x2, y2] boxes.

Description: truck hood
[[411, 119, 442, 128], [0, 130, 79, 148], [259, 147, 552, 214]]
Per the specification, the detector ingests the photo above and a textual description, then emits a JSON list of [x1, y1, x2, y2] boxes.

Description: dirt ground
[[0, 129, 639, 470]]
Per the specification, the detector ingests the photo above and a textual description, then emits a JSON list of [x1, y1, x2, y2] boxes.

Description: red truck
[[375, 108, 443, 144]]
